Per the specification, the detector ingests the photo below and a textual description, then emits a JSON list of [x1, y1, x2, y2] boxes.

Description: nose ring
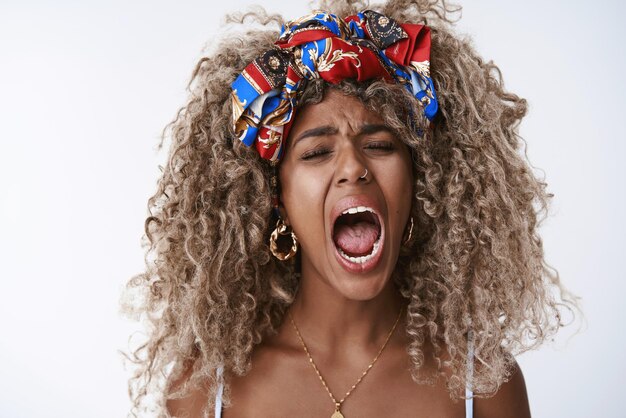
[[359, 169, 368, 180]]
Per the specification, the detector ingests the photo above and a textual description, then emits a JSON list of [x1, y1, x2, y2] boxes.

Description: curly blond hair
[[120, 1, 581, 416]]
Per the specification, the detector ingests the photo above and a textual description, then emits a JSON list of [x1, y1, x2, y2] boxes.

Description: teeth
[[342, 206, 375, 215], [336, 205, 381, 265], [338, 238, 381, 264]]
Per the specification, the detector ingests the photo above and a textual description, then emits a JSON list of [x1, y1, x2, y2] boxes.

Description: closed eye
[[300, 147, 333, 160], [364, 141, 395, 151], [300, 142, 395, 160]]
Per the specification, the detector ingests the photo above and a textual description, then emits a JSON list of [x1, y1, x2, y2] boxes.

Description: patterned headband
[[231, 10, 438, 163]]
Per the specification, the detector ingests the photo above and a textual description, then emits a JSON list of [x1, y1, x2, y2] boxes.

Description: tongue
[[333, 221, 379, 256]]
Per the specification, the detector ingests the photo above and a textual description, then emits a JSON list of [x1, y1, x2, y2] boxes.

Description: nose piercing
[[359, 169, 368, 180]]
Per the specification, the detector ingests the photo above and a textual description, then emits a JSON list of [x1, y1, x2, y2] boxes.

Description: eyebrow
[[292, 123, 393, 146]]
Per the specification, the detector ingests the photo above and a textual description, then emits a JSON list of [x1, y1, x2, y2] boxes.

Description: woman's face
[[279, 89, 414, 301]]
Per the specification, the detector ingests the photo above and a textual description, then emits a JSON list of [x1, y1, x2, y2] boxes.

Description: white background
[[0, 1, 624, 417]]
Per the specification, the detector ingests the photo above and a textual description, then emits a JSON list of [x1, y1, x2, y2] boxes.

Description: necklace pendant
[[331, 410, 345, 418]]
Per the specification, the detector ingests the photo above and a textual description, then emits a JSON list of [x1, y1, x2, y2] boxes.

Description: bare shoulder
[[166, 387, 212, 418], [165, 364, 213, 418], [474, 359, 531, 418]]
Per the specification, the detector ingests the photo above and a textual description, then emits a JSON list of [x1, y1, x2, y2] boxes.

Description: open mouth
[[332, 206, 383, 265]]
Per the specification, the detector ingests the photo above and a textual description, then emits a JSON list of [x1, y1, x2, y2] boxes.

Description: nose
[[334, 143, 369, 186]]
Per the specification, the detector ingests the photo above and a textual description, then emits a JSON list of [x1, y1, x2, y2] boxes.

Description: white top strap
[[465, 328, 475, 418], [215, 365, 224, 418]]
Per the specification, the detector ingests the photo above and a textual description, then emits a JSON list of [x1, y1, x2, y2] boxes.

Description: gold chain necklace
[[288, 305, 404, 418]]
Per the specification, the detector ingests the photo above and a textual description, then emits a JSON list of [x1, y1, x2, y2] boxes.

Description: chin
[[327, 256, 397, 302]]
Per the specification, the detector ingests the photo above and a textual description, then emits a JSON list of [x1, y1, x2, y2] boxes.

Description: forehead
[[289, 90, 384, 134]]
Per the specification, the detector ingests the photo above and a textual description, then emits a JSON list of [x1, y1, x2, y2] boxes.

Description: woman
[[121, 1, 580, 417]]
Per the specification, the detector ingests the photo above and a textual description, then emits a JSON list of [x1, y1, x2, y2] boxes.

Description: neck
[[286, 272, 407, 358]]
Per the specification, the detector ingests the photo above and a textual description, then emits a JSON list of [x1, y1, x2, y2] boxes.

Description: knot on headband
[[231, 10, 438, 163]]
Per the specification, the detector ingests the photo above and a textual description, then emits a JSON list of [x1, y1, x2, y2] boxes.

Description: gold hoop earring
[[402, 216, 414, 246], [270, 219, 299, 260]]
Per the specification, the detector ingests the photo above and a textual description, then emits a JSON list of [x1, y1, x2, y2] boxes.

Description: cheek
[[378, 155, 413, 219], [387, 175, 412, 213], [396, 150, 414, 199], [279, 166, 328, 232]]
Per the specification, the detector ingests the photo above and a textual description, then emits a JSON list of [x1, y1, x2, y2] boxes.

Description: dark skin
[[167, 91, 531, 418]]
